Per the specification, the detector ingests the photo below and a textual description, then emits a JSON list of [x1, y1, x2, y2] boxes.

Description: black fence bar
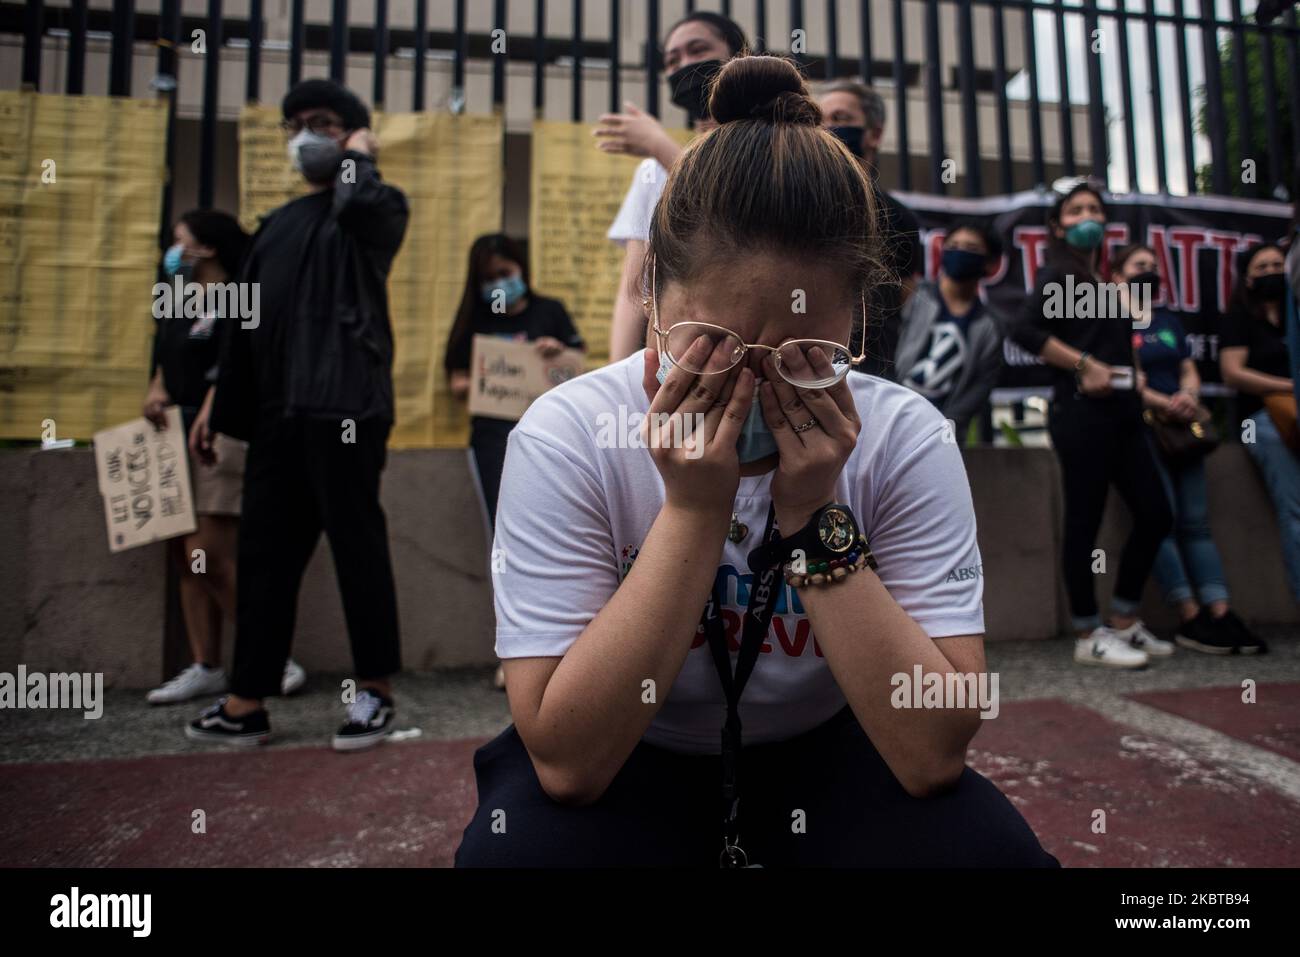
[[645, 0, 658, 117], [1023, 2, 1045, 187], [1081, 0, 1106, 185], [329, 0, 347, 82], [199, 0, 221, 208], [571, 0, 582, 121], [891, 0, 909, 190], [608, 0, 619, 112], [1228, 0, 1255, 196], [991, 1, 1013, 194], [790, 0, 806, 69], [924, 0, 944, 193], [289, 0, 304, 87], [109, 0, 134, 95], [21, 0, 42, 89], [453, 0, 466, 101], [723, 0, 732, 21], [1113, 1, 1138, 190], [373, 0, 387, 108], [957, 1, 980, 197], [1199, 0, 1229, 194], [66, 0, 87, 94], [246, 0, 262, 102], [1258, 18, 1282, 197], [157, 0, 179, 249], [1284, 9, 1300, 163], [1142, 1, 1168, 193], [1173, 2, 1196, 191], [495, 0, 508, 109], [756, 0, 768, 53], [825, 0, 838, 79], [859, 0, 872, 84], [413, 0, 426, 110], [1052, 1, 1074, 176]]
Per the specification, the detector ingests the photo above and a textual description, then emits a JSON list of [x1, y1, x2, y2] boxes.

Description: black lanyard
[[700, 501, 781, 868]]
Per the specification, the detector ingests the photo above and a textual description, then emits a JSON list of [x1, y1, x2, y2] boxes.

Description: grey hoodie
[[894, 279, 1005, 439]]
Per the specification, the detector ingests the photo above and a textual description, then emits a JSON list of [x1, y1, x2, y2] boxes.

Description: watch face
[[818, 507, 854, 552]]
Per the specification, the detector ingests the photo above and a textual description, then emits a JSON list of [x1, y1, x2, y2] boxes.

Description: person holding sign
[[187, 80, 408, 751], [445, 234, 586, 527], [1007, 181, 1173, 669], [599, 11, 748, 363], [456, 56, 1056, 868], [142, 210, 307, 704]]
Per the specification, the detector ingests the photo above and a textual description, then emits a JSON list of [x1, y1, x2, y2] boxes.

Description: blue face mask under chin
[[656, 354, 779, 464]]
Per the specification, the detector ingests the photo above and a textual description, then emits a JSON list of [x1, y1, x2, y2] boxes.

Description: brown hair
[[1110, 242, 1154, 277], [643, 54, 885, 330]]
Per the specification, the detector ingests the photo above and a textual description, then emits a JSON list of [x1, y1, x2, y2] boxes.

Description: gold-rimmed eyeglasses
[[648, 255, 867, 389]]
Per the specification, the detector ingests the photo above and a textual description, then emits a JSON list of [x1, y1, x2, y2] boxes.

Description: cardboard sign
[[467, 335, 585, 421], [93, 407, 197, 552]]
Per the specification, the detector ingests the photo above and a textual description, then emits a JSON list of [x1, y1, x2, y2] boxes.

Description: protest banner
[[467, 335, 585, 421], [93, 406, 196, 552]]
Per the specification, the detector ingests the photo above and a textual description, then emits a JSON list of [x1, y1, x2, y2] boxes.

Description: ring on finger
[[792, 417, 819, 434]]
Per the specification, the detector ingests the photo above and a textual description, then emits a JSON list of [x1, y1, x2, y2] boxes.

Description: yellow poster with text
[[238, 106, 503, 448], [528, 121, 693, 366], [0, 92, 167, 440]]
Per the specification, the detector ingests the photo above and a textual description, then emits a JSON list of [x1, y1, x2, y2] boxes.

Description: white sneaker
[[147, 663, 229, 705], [281, 659, 307, 696], [1074, 627, 1150, 669], [1112, 620, 1175, 657]]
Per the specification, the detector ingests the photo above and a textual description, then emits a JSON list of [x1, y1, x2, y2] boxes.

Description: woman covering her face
[[456, 55, 1057, 868]]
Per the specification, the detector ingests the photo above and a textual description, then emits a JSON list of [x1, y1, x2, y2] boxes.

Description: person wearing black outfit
[[142, 211, 311, 705], [445, 234, 586, 527], [818, 79, 922, 379], [1008, 182, 1173, 669], [185, 80, 409, 752]]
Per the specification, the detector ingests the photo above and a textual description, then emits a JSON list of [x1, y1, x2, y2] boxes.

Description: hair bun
[[707, 55, 822, 127]]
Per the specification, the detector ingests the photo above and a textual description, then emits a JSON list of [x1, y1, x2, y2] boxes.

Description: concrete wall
[[1, 443, 1294, 688]]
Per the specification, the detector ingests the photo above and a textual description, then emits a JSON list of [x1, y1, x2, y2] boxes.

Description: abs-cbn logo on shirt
[[945, 562, 983, 584]]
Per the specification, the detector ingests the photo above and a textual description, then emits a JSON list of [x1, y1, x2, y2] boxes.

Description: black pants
[[469, 417, 514, 527], [1048, 393, 1174, 628], [454, 707, 1060, 868], [230, 414, 401, 699]]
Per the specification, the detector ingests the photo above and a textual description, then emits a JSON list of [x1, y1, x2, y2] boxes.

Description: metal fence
[[11, 0, 1300, 213]]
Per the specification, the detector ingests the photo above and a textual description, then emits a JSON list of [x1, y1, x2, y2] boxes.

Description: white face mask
[[287, 129, 343, 183]]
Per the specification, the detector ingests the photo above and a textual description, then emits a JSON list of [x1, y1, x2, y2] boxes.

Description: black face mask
[[1129, 270, 1160, 297], [667, 59, 725, 120], [1249, 273, 1287, 302], [829, 125, 865, 158]]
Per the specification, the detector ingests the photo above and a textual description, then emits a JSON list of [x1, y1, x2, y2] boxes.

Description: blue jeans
[[1149, 447, 1229, 607], [1246, 411, 1300, 603]]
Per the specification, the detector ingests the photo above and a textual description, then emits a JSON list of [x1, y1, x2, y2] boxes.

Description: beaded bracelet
[[782, 535, 877, 588]]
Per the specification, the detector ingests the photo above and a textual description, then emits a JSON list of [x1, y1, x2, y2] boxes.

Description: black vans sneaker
[[1219, 610, 1269, 655], [185, 696, 271, 746], [333, 689, 395, 752], [1174, 608, 1236, 655]]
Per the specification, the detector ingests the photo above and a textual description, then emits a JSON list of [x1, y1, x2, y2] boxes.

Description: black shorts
[[454, 706, 1061, 868]]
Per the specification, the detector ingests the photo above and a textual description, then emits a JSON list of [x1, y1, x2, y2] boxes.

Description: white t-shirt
[[606, 158, 668, 246], [492, 352, 986, 754]]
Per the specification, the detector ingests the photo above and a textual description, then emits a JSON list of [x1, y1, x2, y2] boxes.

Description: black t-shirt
[[1009, 251, 1135, 401], [151, 305, 221, 417], [858, 185, 922, 379], [1221, 306, 1290, 419], [445, 295, 584, 372], [447, 295, 585, 432]]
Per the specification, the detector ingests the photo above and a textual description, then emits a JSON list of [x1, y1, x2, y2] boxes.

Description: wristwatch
[[747, 502, 876, 581]]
